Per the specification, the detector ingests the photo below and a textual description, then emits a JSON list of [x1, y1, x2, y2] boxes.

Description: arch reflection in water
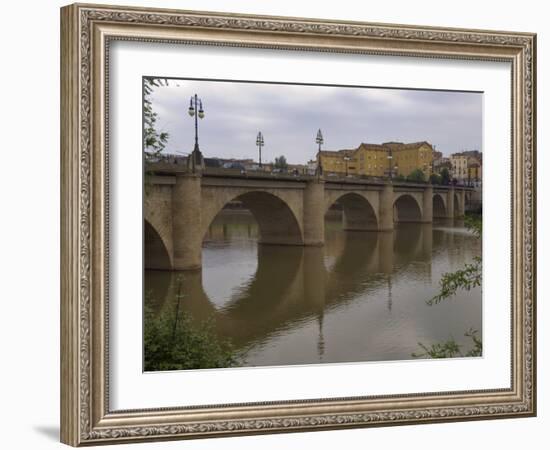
[[144, 209, 481, 368]]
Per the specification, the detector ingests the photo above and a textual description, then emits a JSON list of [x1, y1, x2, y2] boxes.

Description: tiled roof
[[319, 150, 345, 156], [357, 143, 388, 151], [323, 141, 434, 155], [384, 141, 432, 150], [320, 149, 355, 156]]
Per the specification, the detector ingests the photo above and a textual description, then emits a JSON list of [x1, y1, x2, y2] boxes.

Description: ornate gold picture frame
[[60, 3, 536, 446]]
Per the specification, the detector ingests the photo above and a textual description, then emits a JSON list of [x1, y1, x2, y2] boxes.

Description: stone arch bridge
[[145, 166, 470, 270]]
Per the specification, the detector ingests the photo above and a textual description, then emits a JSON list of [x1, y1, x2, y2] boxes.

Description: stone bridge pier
[[144, 168, 469, 271], [173, 174, 202, 271]]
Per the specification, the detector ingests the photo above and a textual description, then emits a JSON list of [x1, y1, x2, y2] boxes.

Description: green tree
[[144, 78, 169, 161], [429, 173, 442, 185], [440, 167, 451, 185], [274, 155, 288, 170], [393, 174, 406, 182], [144, 307, 241, 371], [406, 168, 426, 183], [144, 278, 242, 371]]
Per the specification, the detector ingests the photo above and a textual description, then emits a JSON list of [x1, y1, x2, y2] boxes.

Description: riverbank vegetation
[[413, 212, 482, 359], [428, 214, 482, 306], [144, 279, 242, 371]]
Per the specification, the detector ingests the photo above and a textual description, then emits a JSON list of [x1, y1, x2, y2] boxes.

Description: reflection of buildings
[[204, 209, 258, 242], [318, 141, 434, 178]]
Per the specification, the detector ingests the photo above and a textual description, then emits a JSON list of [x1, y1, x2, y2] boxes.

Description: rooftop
[[321, 141, 434, 155]]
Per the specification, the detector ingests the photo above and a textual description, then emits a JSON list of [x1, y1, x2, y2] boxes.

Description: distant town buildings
[[431, 149, 482, 187], [449, 150, 482, 186], [450, 154, 469, 181], [318, 141, 434, 178], [156, 154, 307, 174], [432, 152, 452, 175], [152, 144, 482, 186]]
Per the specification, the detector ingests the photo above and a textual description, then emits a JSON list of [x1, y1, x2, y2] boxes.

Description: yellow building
[[354, 143, 389, 176], [467, 157, 482, 183], [319, 141, 434, 178], [318, 149, 357, 175]]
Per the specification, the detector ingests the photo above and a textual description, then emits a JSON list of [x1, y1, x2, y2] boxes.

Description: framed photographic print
[[60, 3, 536, 446]]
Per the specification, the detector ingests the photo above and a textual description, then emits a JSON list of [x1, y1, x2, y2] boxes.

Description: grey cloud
[[149, 79, 482, 164]]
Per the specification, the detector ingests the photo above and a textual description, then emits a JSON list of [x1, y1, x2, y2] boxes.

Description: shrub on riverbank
[[144, 304, 241, 371]]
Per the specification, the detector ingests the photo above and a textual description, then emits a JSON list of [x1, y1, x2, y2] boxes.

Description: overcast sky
[[148, 78, 482, 165]]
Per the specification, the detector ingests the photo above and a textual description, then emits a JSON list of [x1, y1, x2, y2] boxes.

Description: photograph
[[55, 2, 536, 446], [143, 78, 483, 371]]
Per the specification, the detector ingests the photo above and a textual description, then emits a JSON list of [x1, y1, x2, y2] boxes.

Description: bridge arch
[[144, 184, 174, 269], [144, 219, 173, 270], [202, 190, 304, 246], [325, 192, 378, 231], [433, 193, 447, 218], [394, 193, 422, 222]]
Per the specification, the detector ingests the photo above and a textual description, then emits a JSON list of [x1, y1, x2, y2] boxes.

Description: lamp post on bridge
[[256, 131, 264, 169], [315, 129, 324, 178], [387, 151, 393, 181], [344, 155, 350, 177], [187, 93, 205, 172]]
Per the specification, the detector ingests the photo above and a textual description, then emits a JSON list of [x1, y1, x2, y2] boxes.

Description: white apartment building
[[450, 154, 469, 182]]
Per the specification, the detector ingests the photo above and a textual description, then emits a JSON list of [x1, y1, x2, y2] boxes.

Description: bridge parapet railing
[[145, 162, 473, 190]]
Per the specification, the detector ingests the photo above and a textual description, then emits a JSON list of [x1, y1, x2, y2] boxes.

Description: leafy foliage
[[427, 214, 482, 305], [427, 256, 482, 306], [144, 78, 169, 160], [413, 213, 483, 359], [412, 329, 482, 358], [440, 167, 451, 185], [429, 173, 442, 185], [412, 339, 461, 358], [144, 286, 242, 371], [463, 328, 483, 357], [274, 155, 288, 170], [406, 168, 426, 183], [464, 213, 482, 238]]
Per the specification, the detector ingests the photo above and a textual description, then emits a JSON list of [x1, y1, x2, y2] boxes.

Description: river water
[[145, 210, 482, 368]]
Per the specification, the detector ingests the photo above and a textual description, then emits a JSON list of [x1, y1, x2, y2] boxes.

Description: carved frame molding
[[60, 3, 536, 446]]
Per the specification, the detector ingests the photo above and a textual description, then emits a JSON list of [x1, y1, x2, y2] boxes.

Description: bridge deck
[[146, 163, 474, 190]]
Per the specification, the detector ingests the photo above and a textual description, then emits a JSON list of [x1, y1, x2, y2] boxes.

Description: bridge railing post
[[172, 173, 203, 270]]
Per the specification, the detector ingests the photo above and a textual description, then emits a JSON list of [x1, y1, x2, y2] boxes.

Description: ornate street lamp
[[344, 155, 351, 177], [387, 151, 393, 180], [256, 131, 264, 168], [315, 129, 324, 177], [187, 93, 205, 172]]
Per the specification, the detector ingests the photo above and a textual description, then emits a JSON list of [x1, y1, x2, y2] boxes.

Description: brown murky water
[[145, 210, 482, 368]]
